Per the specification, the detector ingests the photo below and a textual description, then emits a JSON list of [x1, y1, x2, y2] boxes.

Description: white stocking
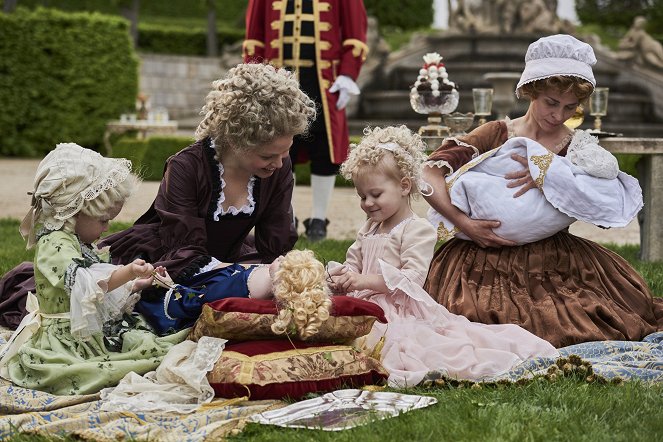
[[311, 174, 336, 220]]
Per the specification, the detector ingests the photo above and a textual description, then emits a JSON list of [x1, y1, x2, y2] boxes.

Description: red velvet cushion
[[188, 295, 387, 343], [207, 339, 388, 400]]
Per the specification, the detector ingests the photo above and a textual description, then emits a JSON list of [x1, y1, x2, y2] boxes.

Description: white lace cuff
[[70, 263, 135, 340]]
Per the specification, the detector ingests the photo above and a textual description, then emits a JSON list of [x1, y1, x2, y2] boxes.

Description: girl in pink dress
[[328, 125, 559, 387]]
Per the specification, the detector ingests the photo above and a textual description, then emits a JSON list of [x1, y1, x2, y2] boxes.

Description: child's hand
[[129, 259, 154, 278], [132, 275, 154, 293], [333, 270, 366, 293]]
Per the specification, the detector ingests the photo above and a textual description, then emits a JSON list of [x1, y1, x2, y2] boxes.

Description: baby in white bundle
[[429, 130, 643, 245]]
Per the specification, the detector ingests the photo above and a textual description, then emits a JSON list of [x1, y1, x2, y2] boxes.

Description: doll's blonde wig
[[271, 249, 332, 340], [340, 125, 428, 199], [195, 63, 316, 159]]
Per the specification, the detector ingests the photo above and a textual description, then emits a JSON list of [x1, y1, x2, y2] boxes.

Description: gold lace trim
[[531, 151, 555, 188], [437, 223, 460, 241]]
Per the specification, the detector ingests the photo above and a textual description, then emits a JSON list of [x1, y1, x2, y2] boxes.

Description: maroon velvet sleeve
[[252, 156, 298, 263], [151, 145, 215, 272]]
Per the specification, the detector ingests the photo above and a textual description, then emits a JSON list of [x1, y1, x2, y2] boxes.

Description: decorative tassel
[[369, 335, 385, 361]]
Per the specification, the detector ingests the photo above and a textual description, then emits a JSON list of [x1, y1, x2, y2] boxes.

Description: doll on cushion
[[139, 249, 332, 338]]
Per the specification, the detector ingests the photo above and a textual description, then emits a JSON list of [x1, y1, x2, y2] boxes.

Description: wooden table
[[602, 137, 663, 262], [103, 120, 178, 155]]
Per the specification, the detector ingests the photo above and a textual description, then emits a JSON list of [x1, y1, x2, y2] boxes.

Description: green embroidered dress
[[2, 231, 188, 395]]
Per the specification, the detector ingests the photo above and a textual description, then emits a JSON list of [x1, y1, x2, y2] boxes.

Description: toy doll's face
[[240, 135, 293, 179], [75, 203, 122, 244]]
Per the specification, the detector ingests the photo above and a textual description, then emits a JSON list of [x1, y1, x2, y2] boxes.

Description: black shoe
[[303, 218, 329, 242]]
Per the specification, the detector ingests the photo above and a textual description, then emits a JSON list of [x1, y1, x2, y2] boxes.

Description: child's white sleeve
[[69, 263, 138, 340], [566, 130, 619, 179]]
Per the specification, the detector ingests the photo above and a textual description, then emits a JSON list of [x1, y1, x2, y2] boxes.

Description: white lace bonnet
[[20, 143, 132, 247], [516, 34, 596, 97]]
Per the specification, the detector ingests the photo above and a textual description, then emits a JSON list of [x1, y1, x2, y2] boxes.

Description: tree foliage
[[363, 0, 433, 30], [576, 0, 663, 31]]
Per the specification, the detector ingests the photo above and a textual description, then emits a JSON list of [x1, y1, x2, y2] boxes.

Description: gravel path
[[0, 158, 640, 244]]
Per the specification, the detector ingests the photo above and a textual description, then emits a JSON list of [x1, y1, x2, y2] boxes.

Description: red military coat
[[243, 0, 368, 164]]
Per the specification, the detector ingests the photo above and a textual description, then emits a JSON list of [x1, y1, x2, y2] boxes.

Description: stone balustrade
[[602, 137, 663, 261]]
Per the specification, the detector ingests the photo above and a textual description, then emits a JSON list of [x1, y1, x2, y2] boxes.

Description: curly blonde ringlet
[[194, 63, 316, 159], [340, 125, 428, 199], [271, 249, 332, 340]]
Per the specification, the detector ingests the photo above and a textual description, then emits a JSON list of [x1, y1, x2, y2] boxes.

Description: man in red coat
[[244, 0, 368, 241]]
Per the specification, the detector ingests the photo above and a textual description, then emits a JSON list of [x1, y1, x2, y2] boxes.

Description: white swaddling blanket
[[428, 135, 643, 245]]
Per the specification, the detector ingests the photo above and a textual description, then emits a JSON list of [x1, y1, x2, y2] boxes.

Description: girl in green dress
[[0, 143, 188, 395]]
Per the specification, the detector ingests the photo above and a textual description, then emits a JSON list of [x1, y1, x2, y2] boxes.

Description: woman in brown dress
[[422, 35, 663, 347]]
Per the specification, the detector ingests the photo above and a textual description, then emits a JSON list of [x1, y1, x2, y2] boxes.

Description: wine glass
[[589, 87, 609, 132], [472, 88, 493, 125]]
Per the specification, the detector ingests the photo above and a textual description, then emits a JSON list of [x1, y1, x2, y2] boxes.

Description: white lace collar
[[210, 141, 256, 220]]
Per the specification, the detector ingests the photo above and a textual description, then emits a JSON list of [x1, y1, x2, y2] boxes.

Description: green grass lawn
[[2, 218, 663, 441]]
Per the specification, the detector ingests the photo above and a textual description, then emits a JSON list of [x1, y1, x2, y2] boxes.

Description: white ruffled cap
[[516, 34, 597, 95], [19, 143, 132, 247]]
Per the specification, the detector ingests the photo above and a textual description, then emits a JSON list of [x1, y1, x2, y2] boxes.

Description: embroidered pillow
[[188, 296, 387, 343], [207, 340, 388, 400]]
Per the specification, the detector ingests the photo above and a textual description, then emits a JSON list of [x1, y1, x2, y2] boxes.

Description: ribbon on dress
[[0, 292, 68, 379]]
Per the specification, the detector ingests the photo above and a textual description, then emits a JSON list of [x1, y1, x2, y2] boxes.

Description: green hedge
[[112, 135, 353, 186], [112, 136, 193, 181], [0, 7, 138, 156], [137, 23, 244, 56]]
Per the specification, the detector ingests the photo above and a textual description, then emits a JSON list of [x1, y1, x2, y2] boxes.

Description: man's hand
[[329, 75, 360, 110]]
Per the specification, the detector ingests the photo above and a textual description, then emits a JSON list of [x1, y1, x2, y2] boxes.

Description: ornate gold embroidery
[[342, 38, 369, 61], [437, 223, 460, 241], [242, 39, 265, 57], [531, 151, 555, 189], [319, 2, 331, 11]]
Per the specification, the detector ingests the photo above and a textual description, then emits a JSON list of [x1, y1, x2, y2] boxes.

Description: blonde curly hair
[[271, 249, 332, 340], [194, 63, 316, 158], [340, 125, 428, 199]]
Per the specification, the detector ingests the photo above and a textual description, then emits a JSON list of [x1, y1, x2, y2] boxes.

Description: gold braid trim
[[342, 38, 369, 61], [530, 151, 555, 189], [242, 39, 265, 57], [445, 147, 500, 191], [437, 224, 460, 241]]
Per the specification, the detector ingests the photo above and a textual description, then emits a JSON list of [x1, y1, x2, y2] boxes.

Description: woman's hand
[[505, 154, 538, 197], [457, 217, 517, 248]]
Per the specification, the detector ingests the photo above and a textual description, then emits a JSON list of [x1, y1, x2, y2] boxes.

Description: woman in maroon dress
[[422, 35, 663, 347], [0, 63, 316, 329]]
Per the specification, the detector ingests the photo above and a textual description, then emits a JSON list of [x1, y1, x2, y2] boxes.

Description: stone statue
[[617, 16, 663, 70], [447, 0, 569, 35]]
